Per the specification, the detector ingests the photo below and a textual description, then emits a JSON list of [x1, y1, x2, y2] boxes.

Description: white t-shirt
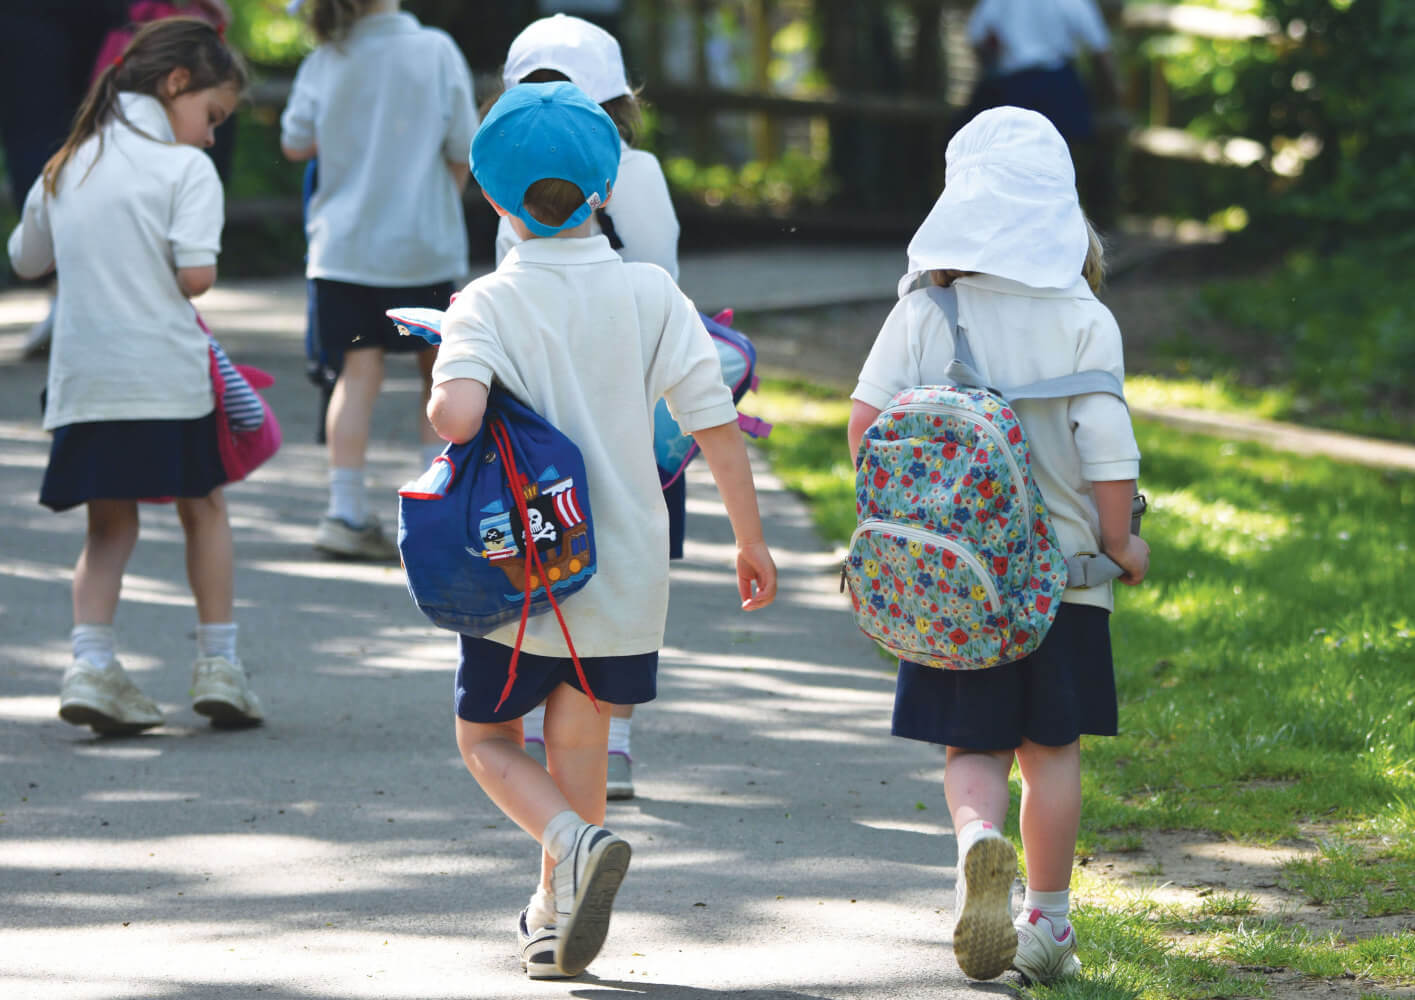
[[7, 93, 219, 430], [281, 12, 477, 286], [434, 235, 737, 657], [495, 144, 680, 280], [967, 0, 1110, 75], [852, 274, 1140, 611]]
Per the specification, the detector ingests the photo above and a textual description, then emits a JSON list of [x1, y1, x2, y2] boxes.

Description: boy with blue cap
[[427, 81, 779, 980]]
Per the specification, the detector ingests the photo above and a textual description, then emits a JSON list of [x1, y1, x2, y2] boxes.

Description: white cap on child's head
[[900, 106, 1088, 295], [503, 13, 631, 105]]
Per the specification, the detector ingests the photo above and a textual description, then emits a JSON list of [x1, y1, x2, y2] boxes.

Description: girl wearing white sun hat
[[848, 106, 1150, 987]]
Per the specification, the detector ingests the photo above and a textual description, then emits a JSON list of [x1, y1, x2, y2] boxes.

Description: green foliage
[[662, 149, 835, 213], [1195, 244, 1415, 439]]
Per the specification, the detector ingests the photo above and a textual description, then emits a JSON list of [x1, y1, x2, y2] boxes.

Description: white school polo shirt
[[494, 144, 681, 280], [967, 0, 1111, 75], [281, 12, 477, 286], [7, 93, 219, 430], [852, 274, 1140, 611], [434, 235, 738, 657]]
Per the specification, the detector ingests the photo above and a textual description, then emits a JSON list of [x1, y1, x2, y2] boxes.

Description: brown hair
[[308, 0, 379, 45], [523, 177, 589, 229], [42, 18, 245, 195], [510, 68, 643, 145], [1081, 217, 1107, 292]]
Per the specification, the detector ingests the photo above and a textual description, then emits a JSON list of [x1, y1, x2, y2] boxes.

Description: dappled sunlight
[[243, 557, 411, 586], [1152, 489, 1292, 559]]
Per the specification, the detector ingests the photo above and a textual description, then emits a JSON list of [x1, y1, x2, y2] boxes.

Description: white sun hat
[[502, 13, 631, 105], [899, 106, 1088, 296]]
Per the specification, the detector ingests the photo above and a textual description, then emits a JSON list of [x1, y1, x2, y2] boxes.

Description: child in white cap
[[429, 81, 778, 981], [847, 106, 1150, 986], [495, 12, 683, 800]]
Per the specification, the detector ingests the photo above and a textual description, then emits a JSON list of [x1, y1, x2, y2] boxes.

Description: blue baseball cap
[[471, 81, 621, 238]]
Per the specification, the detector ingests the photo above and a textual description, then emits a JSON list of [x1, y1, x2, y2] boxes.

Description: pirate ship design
[[471, 465, 591, 597]]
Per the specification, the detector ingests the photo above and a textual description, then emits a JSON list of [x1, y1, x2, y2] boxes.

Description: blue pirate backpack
[[653, 309, 772, 487], [843, 286, 1134, 670], [390, 309, 598, 709]]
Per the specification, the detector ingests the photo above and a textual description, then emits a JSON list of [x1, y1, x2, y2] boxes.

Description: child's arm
[[447, 160, 470, 192], [177, 265, 217, 298], [282, 142, 317, 162], [7, 181, 55, 280], [427, 377, 488, 445], [847, 400, 883, 467], [691, 421, 778, 611], [1093, 479, 1149, 585]]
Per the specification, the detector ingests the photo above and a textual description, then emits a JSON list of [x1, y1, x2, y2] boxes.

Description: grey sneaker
[[551, 823, 631, 976], [314, 514, 399, 561], [1012, 909, 1081, 985], [952, 828, 1018, 981], [191, 656, 264, 728], [59, 659, 163, 735], [606, 751, 634, 800], [517, 908, 565, 980]]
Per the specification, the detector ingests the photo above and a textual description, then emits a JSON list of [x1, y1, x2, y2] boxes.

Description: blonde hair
[[308, 0, 379, 45], [1082, 217, 1106, 292], [42, 18, 245, 196]]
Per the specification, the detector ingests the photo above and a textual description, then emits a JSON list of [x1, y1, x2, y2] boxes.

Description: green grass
[[752, 376, 1415, 997]]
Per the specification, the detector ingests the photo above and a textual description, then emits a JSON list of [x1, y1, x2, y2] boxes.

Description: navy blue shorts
[[40, 414, 227, 512], [891, 603, 1116, 750], [311, 278, 452, 375], [455, 635, 658, 723]]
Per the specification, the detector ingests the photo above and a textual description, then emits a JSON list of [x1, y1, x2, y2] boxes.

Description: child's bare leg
[[1013, 739, 1081, 891], [540, 682, 612, 886], [326, 347, 384, 468], [73, 499, 140, 624], [943, 746, 1014, 832], [175, 489, 233, 623]]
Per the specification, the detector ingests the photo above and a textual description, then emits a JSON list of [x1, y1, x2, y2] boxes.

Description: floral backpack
[[843, 286, 1132, 670]]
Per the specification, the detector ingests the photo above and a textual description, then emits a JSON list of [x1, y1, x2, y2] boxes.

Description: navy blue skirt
[[40, 414, 227, 512], [891, 603, 1116, 750], [455, 635, 658, 723]]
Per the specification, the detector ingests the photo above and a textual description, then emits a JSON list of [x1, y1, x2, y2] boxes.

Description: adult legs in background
[[315, 345, 399, 559]]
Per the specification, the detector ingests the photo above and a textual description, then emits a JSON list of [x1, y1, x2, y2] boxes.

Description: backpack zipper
[[849, 518, 1001, 612], [882, 400, 1032, 545]]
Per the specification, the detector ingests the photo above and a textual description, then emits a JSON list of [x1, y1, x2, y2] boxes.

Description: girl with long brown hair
[[6, 17, 265, 735]]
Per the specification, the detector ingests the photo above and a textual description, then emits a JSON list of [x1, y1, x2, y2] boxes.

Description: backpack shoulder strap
[[924, 283, 1126, 406]]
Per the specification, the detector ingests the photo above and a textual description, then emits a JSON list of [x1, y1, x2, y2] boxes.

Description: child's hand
[[1108, 534, 1150, 585], [736, 539, 777, 611]]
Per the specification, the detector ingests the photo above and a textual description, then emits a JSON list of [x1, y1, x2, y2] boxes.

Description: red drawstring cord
[[488, 419, 596, 713]]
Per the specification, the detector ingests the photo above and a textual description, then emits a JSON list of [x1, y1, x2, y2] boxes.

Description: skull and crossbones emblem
[[523, 508, 559, 546]]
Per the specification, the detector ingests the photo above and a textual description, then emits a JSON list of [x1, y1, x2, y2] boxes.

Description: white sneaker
[[314, 514, 399, 561], [1012, 909, 1081, 985], [952, 829, 1018, 981], [517, 908, 566, 980], [191, 656, 264, 728], [551, 823, 631, 976], [58, 659, 163, 735], [606, 751, 634, 800]]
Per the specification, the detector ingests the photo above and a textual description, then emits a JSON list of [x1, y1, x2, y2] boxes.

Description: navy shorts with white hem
[[455, 635, 658, 723]]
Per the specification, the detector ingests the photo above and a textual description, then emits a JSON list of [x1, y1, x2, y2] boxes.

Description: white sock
[[421, 442, 445, 468], [608, 715, 632, 757], [542, 810, 584, 863], [526, 885, 556, 929], [522, 704, 545, 743], [1024, 887, 1072, 939], [328, 466, 366, 525], [72, 624, 116, 670], [196, 622, 238, 662]]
